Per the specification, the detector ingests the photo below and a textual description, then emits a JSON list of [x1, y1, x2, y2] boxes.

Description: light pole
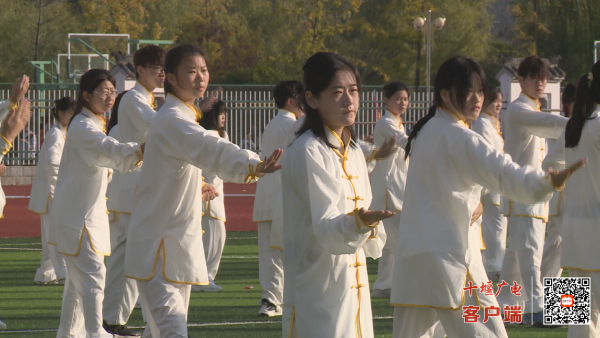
[[414, 10, 446, 101]]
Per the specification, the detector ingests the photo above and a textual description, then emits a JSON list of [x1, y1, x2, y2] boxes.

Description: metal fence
[[0, 84, 432, 165]]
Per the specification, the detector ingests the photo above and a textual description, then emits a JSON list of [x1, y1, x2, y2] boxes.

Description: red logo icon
[[561, 295, 574, 307]]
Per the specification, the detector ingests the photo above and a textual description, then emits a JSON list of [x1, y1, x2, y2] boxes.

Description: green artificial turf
[[0, 232, 568, 337]]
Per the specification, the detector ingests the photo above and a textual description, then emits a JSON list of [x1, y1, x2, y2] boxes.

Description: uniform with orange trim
[[391, 108, 557, 337], [0, 99, 16, 220], [123, 94, 261, 332], [281, 127, 386, 338], [52, 103, 143, 338], [200, 130, 228, 285], [472, 110, 507, 278], [253, 109, 298, 314], [497, 92, 567, 314], [369, 110, 408, 297]]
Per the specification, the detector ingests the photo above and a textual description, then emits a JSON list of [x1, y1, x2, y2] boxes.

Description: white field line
[[0, 247, 41, 251], [0, 316, 393, 334], [0, 242, 40, 246]]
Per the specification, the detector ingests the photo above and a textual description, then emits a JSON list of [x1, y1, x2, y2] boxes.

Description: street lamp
[[414, 10, 446, 101]]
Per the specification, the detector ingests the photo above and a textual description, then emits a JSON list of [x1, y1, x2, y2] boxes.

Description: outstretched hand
[[2, 98, 31, 142], [199, 87, 223, 113], [256, 149, 283, 176], [549, 158, 587, 190], [374, 137, 398, 160], [10, 75, 29, 104], [202, 184, 219, 201], [355, 207, 395, 226], [470, 203, 483, 226]]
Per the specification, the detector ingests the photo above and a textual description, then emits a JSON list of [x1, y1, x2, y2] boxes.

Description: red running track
[[0, 183, 258, 238]]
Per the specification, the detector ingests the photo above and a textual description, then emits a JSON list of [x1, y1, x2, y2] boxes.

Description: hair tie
[[588, 73, 594, 88]]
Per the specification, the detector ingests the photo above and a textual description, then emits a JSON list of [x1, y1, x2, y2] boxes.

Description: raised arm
[[0, 99, 31, 162], [542, 132, 566, 172], [509, 102, 567, 139], [73, 122, 142, 173]]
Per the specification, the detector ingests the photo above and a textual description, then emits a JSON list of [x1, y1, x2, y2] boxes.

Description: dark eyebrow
[[330, 84, 358, 89]]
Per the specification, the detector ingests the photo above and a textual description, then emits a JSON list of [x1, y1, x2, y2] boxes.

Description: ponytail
[[404, 106, 436, 159], [565, 61, 600, 148]]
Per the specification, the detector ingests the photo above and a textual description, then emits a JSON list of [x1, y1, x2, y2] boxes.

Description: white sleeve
[[298, 146, 377, 255], [452, 131, 555, 204], [44, 131, 62, 194], [542, 131, 566, 172], [380, 119, 409, 148], [123, 92, 157, 139], [72, 123, 142, 173], [164, 117, 261, 184], [510, 103, 568, 139], [0, 100, 13, 122]]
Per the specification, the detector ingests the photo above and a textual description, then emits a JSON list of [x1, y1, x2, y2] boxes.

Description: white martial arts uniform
[[390, 108, 557, 338], [52, 108, 142, 338], [543, 106, 600, 337], [0, 99, 15, 218], [29, 123, 68, 283], [253, 109, 296, 306], [370, 110, 408, 293], [498, 93, 567, 314], [202, 131, 228, 281], [281, 127, 386, 338], [541, 137, 564, 280], [124, 94, 261, 338], [471, 112, 507, 275], [103, 82, 156, 326]]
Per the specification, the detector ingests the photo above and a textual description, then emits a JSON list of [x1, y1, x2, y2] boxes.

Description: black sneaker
[[103, 321, 141, 337], [258, 298, 282, 317]]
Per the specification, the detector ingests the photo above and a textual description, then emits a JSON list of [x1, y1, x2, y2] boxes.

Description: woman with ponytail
[[52, 69, 145, 338], [543, 61, 600, 338], [390, 55, 585, 338], [281, 52, 393, 337], [29, 97, 75, 286]]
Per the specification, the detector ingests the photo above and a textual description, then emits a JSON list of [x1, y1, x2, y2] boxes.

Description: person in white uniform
[[281, 52, 392, 338], [52, 69, 145, 338], [253, 79, 304, 317], [370, 81, 409, 298], [0, 81, 33, 331], [543, 62, 600, 335], [471, 87, 506, 282], [124, 44, 282, 338], [390, 55, 584, 338], [195, 100, 231, 292], [30, 97, 75, 285], [102, 44, 166, 338], [540, 83, 577, 281], [496, 56, 569, 323]]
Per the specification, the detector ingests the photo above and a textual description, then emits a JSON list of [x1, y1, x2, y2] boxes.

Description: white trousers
[[202, 217, 226, 281], [480, 195, 507, 273], [56, 234, 106, 337], [103, 213, 138, 325], [541, 212, 563, 279], [137, 252, 191, 338], [392, 258, 507, 338], [257, 221, 284, 305], [497, 215, 545, 314], [373, 213, 401, 291], [567, 269, 600, 338], [36, 210, 67, 282]]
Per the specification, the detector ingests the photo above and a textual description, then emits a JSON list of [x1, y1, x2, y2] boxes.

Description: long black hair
[[164, 44, 207, 95], [296, 52, 360, 148], [70, 69, 116, 128], [405, 56, 486, 159], [52, 97, 76, 120], [565, 61, 600, 148], [561, 83, 577, 118], [106, 91, 127, 135], [199, 100, 227, 137]]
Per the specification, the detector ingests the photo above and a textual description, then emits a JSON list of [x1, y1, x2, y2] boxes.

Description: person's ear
[[166, 73, 177, 88], [82, 91, 91, 104], [305, 91, 318, 109], [440, 89, 451, 104]]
